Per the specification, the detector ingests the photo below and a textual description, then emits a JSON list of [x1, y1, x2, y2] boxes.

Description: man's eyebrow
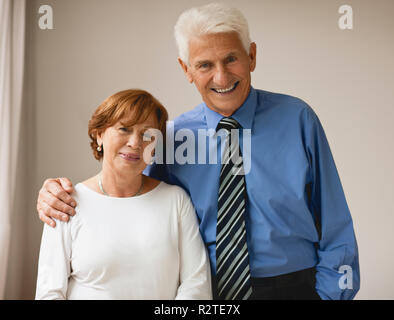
[[194, 52, 239, 67], [194, 60, 211, 67], [224, 51, 238, 58]]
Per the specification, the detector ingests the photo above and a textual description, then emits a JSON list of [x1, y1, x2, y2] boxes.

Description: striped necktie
[[216, 117, 252, 300]]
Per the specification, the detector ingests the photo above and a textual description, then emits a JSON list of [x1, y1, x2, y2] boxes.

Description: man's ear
[[178, 58, 194, 83], [249, 42, 257, 72]]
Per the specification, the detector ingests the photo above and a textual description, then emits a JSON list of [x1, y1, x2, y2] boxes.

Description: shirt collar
[[203, 86, 257, 130]]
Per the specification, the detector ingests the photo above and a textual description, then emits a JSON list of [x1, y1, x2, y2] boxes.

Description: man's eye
[[226, 56, 237, 63], [199, 63, 211, 69]]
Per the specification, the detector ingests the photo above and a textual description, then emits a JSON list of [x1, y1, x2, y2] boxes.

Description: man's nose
[[213, 65, 231, 87]]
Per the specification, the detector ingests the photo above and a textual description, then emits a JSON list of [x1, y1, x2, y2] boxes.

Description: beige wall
[[5, 0, 394, 299]]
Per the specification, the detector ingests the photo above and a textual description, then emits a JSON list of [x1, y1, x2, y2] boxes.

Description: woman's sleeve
[[175, 192, 212, 300], [35, 219, 72, 300]]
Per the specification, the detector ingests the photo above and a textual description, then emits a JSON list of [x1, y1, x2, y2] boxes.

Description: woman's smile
[[119, 152, 141, 162]]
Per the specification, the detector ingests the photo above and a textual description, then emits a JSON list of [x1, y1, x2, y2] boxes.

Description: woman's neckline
[[78, 180, 164, 200]]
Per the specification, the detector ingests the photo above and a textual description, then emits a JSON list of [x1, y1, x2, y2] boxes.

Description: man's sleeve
[[304, 107, 360, 300]]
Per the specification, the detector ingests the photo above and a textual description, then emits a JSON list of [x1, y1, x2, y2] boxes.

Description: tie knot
[[216, 117, 241, 132]]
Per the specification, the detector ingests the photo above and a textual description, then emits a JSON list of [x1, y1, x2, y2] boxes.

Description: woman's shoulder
[[72, 182, 96, 200], [70, 181, 102, 218], [153, 180, 189, 198], [152, 181, 194, 217], [76, 176, 100, 194], [141, 177, 191, 213], [142, 176, 185, 197]]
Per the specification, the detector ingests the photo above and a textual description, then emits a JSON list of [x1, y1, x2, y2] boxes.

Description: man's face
[[179, 32, 256, 117]]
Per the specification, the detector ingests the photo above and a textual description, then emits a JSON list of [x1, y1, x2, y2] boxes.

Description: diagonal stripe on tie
[[218, 182, 243, 218], [216, 199, 245, 245], [217, 181, 244, 222], [222, 255, 250, 297], [217, 222, 246, 271], [219, 165, 243, 199], [216, 117, 252, 300], [217, 229, 248, 276], [219, 246, 249, 296]]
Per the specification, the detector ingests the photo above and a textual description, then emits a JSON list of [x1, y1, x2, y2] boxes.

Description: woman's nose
[[127, 133, 142, 149]]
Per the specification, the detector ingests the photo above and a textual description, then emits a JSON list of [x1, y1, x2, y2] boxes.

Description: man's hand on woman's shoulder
[[37, 177, 76, 228]]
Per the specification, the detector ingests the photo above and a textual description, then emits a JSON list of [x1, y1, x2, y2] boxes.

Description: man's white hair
[[174, 2, 251, 64]]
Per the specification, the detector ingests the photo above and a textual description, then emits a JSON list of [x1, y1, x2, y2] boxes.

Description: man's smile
[[211, 81, 239, 94]]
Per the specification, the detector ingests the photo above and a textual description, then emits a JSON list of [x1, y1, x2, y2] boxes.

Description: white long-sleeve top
[[35, 182, 212, 300]]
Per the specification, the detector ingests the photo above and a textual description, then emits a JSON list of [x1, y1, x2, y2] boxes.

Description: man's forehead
[[188, 33, 245, 61], [192, 51, 238, 65]]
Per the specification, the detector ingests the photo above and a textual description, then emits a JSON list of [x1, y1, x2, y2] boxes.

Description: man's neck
[[204, 86, 251, 117]]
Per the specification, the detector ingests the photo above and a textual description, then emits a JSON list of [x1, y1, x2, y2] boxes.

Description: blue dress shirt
[[145, 87, 360, 300]]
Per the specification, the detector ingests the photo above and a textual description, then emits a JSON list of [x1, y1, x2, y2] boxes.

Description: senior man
[[36, 3, 359, 300]]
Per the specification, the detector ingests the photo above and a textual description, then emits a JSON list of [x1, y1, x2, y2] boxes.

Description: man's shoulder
[[253, 89, 320, 130], [256, 89, 311, 112]]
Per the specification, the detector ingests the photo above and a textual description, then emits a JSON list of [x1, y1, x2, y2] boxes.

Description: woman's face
[[97, 112, 159, 176]]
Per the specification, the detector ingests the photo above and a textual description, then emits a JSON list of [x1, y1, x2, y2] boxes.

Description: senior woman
[[35, 89, 212, 300]]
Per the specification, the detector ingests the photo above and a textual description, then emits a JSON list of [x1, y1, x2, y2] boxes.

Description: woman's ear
[[96, 130, 103, 148]]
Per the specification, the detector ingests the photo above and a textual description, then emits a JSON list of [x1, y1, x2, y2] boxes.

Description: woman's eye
[[119, 127, 129, 132], [143, 132, 153, 140]]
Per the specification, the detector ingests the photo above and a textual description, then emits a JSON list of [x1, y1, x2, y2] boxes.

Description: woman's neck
[[99, 167, 144, 198]]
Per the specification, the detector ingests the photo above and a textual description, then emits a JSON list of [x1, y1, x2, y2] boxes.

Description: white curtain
[[0, 0, 25, 299]]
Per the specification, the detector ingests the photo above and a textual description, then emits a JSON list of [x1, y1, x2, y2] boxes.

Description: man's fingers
[[39, 199, 71, 222], [45, 179, 77, 211], [38, 209, 56, 228], [59, 177, 75, 198], [39, 189, 75, 217]]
